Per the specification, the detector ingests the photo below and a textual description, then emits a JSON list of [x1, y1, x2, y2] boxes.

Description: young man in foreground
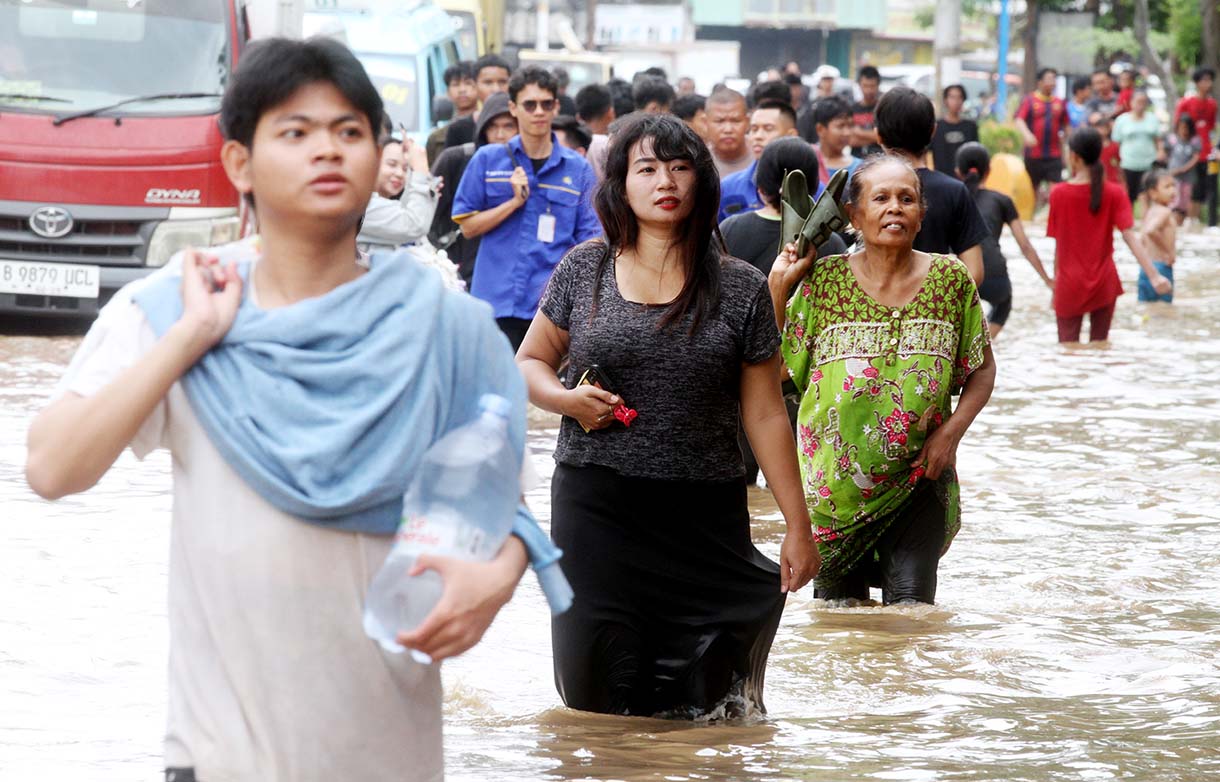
[[25, 37, 560, 782]]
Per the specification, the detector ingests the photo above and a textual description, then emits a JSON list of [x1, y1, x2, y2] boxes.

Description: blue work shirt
[[718, 159, 760, 222], [720, 157, 829, 222], [452, 133, 602, 320]]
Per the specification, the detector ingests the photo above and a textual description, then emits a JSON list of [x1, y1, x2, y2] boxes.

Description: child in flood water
[[955, 142, 1054, 338], [1046, 127, 1171, 345], [1163, 115, 1202, 225], [1138, 170, 1179, 303], [25, 37, 561, 782]]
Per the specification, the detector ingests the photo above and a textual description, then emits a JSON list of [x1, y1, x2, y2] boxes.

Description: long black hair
[[1069, 127, 1105, 214], [955, 142, 990, 196], [756, 137, 820, 208], [593, 113, 722, 333]]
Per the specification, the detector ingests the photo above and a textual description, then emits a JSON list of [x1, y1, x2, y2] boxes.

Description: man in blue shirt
[[452, 66, 602, 350], [718, 101, 799, 222]]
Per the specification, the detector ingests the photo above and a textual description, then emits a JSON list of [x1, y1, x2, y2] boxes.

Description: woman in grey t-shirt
[[516, 114, 818, 717]]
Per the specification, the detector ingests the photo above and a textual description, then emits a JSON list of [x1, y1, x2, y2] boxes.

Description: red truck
[[0, 0, 249, 318]]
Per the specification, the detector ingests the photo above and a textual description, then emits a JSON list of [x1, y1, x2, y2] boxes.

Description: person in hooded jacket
[[429, 92, 519, 287]]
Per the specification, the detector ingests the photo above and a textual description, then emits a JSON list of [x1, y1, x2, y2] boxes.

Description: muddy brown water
[[2, 228, 1218, 781]]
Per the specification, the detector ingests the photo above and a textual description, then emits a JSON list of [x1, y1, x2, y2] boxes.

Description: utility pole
[[933, 0, 962, 109], [997, 0, 1010, 120]]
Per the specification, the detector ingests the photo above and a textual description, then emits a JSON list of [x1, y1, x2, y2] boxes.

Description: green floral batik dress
[[781, 253, 990, 586]]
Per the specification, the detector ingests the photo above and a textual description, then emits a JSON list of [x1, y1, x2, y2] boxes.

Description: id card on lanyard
[[537, 212, 556, 242]]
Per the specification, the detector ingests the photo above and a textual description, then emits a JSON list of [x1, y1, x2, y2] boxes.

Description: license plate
[[0, 260, 100, 298]]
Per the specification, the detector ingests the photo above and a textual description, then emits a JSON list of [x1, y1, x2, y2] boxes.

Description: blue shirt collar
[[507, 132, 564, 174]]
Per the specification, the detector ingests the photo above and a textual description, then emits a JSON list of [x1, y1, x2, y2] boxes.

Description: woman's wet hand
[[780, 524, 819, 593], [563, 384, 622, 431], [910, 423, 962, 481]]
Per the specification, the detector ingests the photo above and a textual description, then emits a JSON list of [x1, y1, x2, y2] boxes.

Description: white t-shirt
[[56, 250, 527, 781]]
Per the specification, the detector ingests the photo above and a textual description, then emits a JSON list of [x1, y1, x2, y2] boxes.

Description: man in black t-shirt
[[929, 84, 978, 176], [1086, 69, 1119, 119], [875, 86, 988, 284], [849, 65, 883, 158], [443, 54, 512, 150]]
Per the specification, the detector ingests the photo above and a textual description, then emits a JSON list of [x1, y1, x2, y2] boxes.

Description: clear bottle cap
[[478, 393, 512, 419]]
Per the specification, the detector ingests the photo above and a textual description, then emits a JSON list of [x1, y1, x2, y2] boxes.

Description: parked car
[[878, 64, 935, 96]]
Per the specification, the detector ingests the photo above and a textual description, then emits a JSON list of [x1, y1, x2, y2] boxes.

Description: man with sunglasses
[[452, 66, 601, 350]]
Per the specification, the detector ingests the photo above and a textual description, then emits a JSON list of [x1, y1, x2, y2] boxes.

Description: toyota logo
[[28, 206, 74, 239]]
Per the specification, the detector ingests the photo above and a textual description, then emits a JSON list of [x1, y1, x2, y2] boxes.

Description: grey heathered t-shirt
[[539, 240, 781, 481]]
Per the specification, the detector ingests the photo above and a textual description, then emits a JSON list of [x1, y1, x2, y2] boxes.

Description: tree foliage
[[1168, 0, 1203, 67]]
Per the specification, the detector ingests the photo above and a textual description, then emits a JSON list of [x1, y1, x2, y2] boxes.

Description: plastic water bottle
[[363, 394, 519, 661]]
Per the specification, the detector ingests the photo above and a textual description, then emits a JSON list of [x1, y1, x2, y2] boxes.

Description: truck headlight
[[146, 215, 241, 267]]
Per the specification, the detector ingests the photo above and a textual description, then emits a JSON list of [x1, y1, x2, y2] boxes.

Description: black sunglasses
[[519, 99, 556, 114]]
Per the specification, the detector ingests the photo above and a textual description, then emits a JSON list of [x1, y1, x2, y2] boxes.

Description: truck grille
[[0, 201, 170, 266]]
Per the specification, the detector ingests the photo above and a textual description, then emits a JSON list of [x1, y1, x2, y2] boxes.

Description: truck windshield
[[357, 54, 419, 133], [0, 0, 228, 114]]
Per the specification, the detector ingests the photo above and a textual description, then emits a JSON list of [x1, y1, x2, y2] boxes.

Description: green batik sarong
[[781, 254, 990, 586]]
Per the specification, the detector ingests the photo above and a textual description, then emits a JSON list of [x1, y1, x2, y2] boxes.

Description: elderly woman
[[769, 155, 996, 604], [517, 113, 818, 716], [720, 136, 849, 484]]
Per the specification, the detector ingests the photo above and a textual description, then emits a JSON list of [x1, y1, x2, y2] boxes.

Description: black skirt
[[550, 463, 785, 717]]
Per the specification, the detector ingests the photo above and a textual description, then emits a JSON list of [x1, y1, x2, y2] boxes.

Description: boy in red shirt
[[1174, 67, 1218, 227]]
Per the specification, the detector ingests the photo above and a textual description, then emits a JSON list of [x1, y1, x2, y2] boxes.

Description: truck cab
[[436, 0, 504, 59], [0, 0, 463, 321], [303, 2, 465, 144], [0, 0, 243, 318]]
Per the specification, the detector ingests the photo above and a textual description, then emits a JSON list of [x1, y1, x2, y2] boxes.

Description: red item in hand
[[613, 404, 638, 427]]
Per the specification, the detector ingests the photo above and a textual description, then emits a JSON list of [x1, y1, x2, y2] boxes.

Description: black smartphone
[[575, 365, 636, 432]]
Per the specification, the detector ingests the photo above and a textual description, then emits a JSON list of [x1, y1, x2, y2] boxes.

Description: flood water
[[2, 227, 1218, 781]]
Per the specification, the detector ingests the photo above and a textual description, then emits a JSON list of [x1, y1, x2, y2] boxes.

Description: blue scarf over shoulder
[[132, 245, 570, 611]]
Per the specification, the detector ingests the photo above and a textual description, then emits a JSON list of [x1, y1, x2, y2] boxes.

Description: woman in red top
[[1047, 127, 1172, 344]]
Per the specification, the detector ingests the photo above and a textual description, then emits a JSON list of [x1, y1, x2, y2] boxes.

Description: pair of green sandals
[[778, 167, 850, 258]]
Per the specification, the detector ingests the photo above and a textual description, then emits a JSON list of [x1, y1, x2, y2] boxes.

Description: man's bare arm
[[26, 252, 241, 498], [958, 245, 984, 286]]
